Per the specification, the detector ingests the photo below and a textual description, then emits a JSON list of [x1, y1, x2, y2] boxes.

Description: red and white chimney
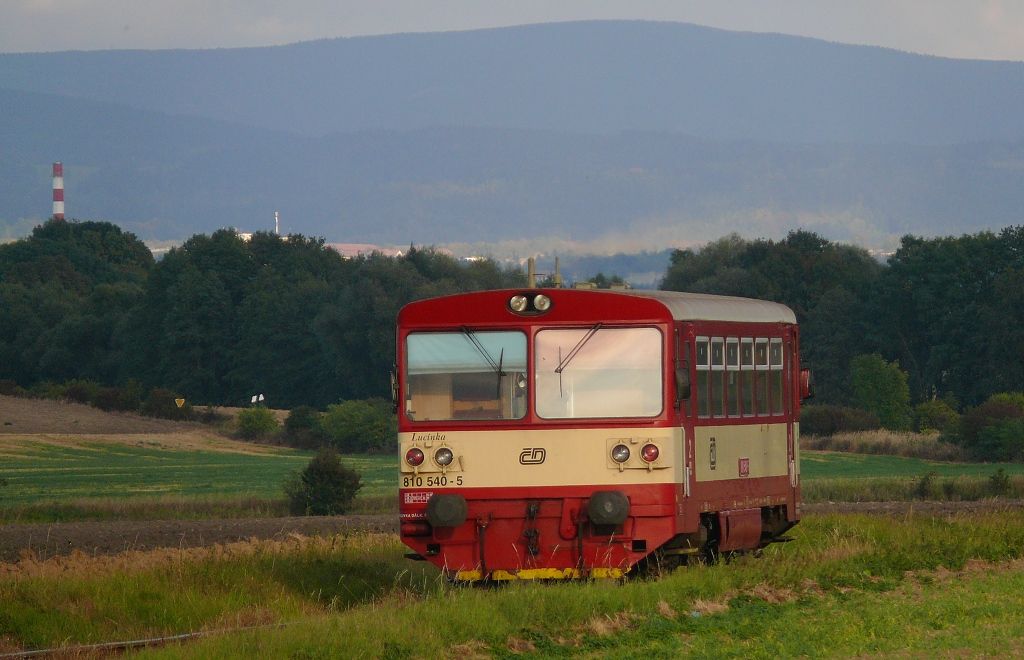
[[52, 162, 65, 221]]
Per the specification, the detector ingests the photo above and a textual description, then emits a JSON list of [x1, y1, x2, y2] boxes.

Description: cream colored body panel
[[794, 422, 801, 477], [399, 427, 683, 489], [693, 423, 790, 482]]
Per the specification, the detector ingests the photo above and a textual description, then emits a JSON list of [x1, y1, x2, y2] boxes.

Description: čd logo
[[519, 448, 547, 465]]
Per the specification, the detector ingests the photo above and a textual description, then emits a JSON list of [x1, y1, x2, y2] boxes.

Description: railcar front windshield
[[535, 327, 663, 419], [405, 330, 527, 421]]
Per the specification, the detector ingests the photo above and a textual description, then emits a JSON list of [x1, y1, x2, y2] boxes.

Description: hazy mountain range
[[2, 20, 1023, 254]]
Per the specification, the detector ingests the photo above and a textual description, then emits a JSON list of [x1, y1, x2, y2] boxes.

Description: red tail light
[[405, 448, 425, 466], [641, 444, 660, 463]]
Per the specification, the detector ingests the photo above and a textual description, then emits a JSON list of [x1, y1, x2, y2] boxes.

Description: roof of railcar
[[400, 289, 796, 324], [618, 290, 796, 324]]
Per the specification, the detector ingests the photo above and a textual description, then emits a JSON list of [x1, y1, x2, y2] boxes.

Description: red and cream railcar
[[397, 288, 805, 581]]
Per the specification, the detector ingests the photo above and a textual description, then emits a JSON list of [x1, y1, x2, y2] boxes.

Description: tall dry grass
[[801, 429, 965, 461], [0, 493, 398, 523]]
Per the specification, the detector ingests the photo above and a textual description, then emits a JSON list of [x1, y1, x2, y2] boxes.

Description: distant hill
[[2, 21, 1024, 247], [3, 21, 1023, 144]]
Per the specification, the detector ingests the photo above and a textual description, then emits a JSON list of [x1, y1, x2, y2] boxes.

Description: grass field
[[5, 512, 1024, 657], [800, 450, 1024, 480], [0, 435, 394, 521], [3, 436, 1024, 522]]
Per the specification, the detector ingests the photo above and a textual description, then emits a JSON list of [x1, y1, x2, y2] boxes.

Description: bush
[[914, 399, 960, 434], [284, 405, 325, 449], [959, 393, 1024, 460], [974, 419, 1024, 462], [989, 468, 1012, 497], [141, 388, 192, 420], [27, 381, 63, 400], [61, 379, 101, 405], [284, 448, 362, 515], [92, 384, 144, 412], [913, 471, 938, 500], [0, 380, 19, 396], [800, 405, 881, 436], [197, 406, 230, 424], [236, 407, 279, 440], [321, 399, 396, 453]]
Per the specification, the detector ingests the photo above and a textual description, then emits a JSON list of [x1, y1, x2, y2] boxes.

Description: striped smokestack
[[52, 162, 65, 221]]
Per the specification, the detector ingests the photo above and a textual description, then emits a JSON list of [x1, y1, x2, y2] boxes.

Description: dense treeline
[[0, 220, 523, 408], [661, 228, 1024, 407], [1, 219, 1021, 413]]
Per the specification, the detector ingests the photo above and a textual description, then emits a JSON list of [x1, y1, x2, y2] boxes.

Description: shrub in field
[[850, 354, 912, 431], [321, 399, 396, 454], [92, 387, 124, 411], [141, 388, 192, 420], [913, 471, 938, 499], [959, 393, 1024, 460], [0, 379, 19, 396], [92, 383, 145, 412], [914, 399, 960, 434], [801, 405, 880, 436], [974, 419, 1024, 462], [284, 447, 362, 515], [284, 405, 326, 449], [236, 407, 280, 440], [989, 468, 1012, 497], [27, 381, 63, 399], [61, 379, 101, 405]]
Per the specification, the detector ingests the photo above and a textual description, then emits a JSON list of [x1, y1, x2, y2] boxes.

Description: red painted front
[[400, 483, 678, 575]]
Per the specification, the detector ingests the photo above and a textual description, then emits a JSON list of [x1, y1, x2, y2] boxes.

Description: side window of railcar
[[770, 338, 785, 415], [710, 337, 725, 417], [405, 331, 527, 421], [698, 337, 787, 419], [741, 338, 755, 416], [695, 337, 710, 418], [726, 338, 740, 417], [535, 327, 663, 419], [755, 338, 770, 415]]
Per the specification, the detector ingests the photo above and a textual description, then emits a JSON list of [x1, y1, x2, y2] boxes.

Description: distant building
[[326, 243, 404, 259]]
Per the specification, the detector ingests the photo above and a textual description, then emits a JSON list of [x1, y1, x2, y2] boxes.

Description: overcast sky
[[2, 0, 1023, 61]]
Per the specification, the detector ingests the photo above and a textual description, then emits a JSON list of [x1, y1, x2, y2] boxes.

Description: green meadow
[[800, 450, 1024, 480], [2, 438, 1022, 522], [0, 438, 394, 521]]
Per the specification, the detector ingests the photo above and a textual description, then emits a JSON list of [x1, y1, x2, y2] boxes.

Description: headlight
[[434, 447, 454, 466], [610, 444, 630, 463], [405, 448, 425, 467], [509, 295, 528, 312], [533, 294, 551, 312]]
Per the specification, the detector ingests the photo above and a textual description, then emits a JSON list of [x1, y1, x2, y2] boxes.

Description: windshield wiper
[[495, 347, 504, 397], [555, 324, 602, 374], [461, 326, 501, 374]]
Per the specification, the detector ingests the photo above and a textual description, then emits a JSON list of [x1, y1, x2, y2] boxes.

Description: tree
[[850, 354, 912, 430], [320, 399, 396, 453], [284, 448, 362, 515]]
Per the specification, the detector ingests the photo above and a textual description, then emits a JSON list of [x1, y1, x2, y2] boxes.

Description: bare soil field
[[0, 395, 200, 435]]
